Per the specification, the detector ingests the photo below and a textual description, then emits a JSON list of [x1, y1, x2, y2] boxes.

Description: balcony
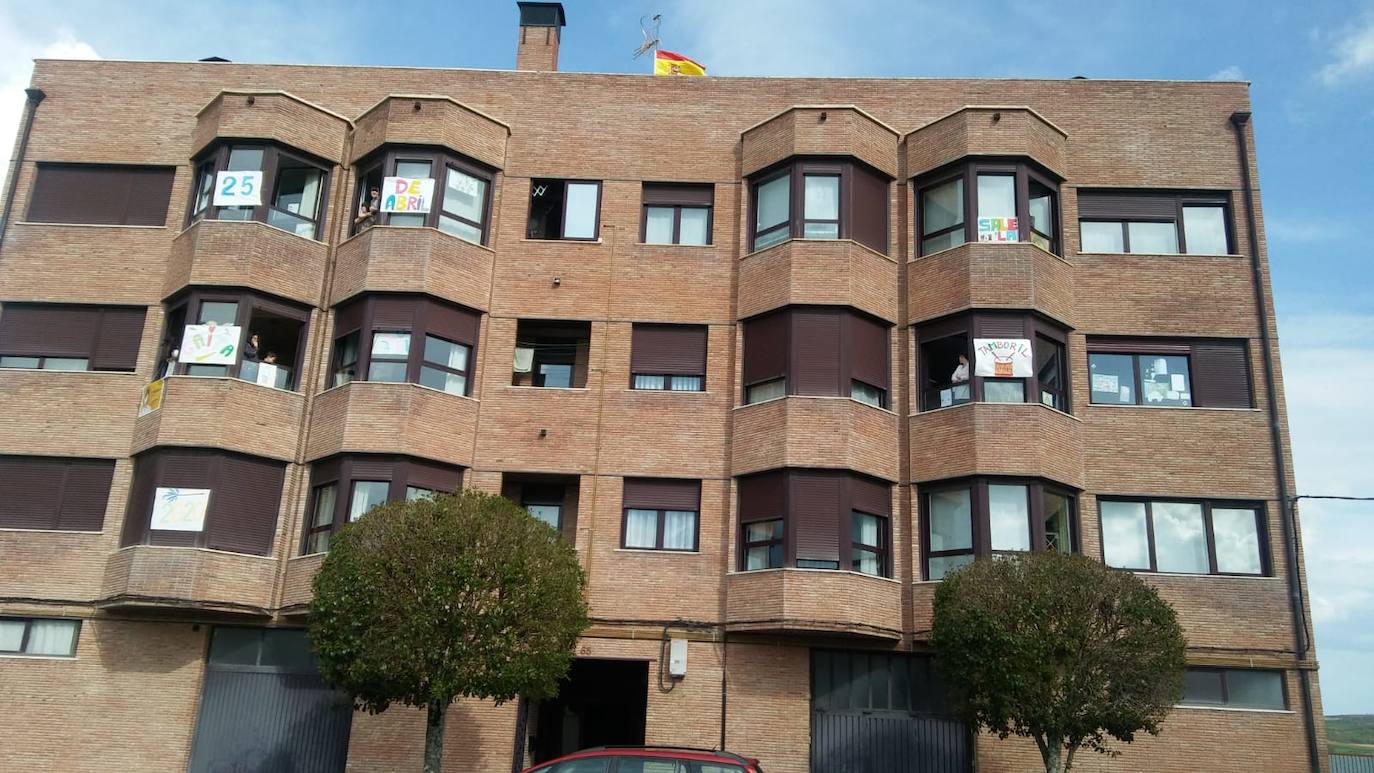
[[305, 382, 478, 468], [905, 106, 1067, 179], [732, 397, 899, 482], [100, 545, 276, 616], [166, 219, 327, 305], [739, 239, 898, 323], [726, 569, 903, 639], [192, 90, 347, 164], [742, 105, 899, 179], [352, 95, 510, 170], [331, 226, 494, 311], [0, 370, 142, 457], [131, 376, 304, 462], [909, 402, 1084, 488], [908, 241, 1074, 326]]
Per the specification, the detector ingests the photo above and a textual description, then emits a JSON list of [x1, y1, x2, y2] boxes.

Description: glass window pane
[[0, 356, 40, 369], [1139, 355, 1191, 407], [442, 168, 486, 223], [563, 182, 599, 239], [266, 207, 315, 239], [756, 173, 790, 231], [645, 206, 674, 244], [26, 619, 78, 656], [1226, 670, 1284, 709], [1080, 221, 1125, 253], [1029, 181, 1055, 237], [44, 358, 89, 371], [368, 361, 407, 382], [746, 378, 785, 404], [679, 208, 709, 245], [929, 489, 973, 551], [227, 147, 264, 171], [851, 380, 883, 407], [804, 175, 839, 220], [312, 485, 337, 528], [539, 363, 573, 388], [663, 510, 697, 550], [669, 375, 702, 391], [438, 216, 482, 244], [852, 549, 881, 575], [921, 230, 966, 255], [273, 164, 322, 221], [208, 627, 260, 665], [1089, 353, 1137, 404], [1183, 206, 1229, 254], [423, 336, 468, 370], [1153, 501, 1209, 573], [261, 628, 316, 671], [0, 620, 26, 651], [406, 486, 435, 501], [1182, 669, 1225, 705], [395, 160, 432, 178], [625, 509, 658, 548], [852, 512, 882, 548], [922, 178, 963, 235], [349, 481, 390, 521], [389, 212, 425, 227], [988, 484, 1031, 551], [983, 379, 1025, 403], [977, 175, 1016, 220], [745, 520, 780, 542], [1128, 221, 1179, 253], [198, 301, 238, 325], [527, 504, 561, 530], [753, 226, 789, 251], [1101, 501, 1150, 569], [803, 222, 839, 239], [1042, 492, 1073, 553], [419, 366, 466, 395], [633, 374, 665, 390], [1213, 508, 1263, 574], [928, 553, 974, 580]]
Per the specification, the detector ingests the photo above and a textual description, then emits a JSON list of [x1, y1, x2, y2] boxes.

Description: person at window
[[951, 353, 970, 403], [157, 342, 179, 379], [261, 351, 278, 365], [243, 333, 261, 363], [354, 187, 381, 229]]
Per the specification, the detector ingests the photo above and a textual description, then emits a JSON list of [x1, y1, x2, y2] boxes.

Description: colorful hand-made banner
[[212, 170, 263, 206], [150, 487, 211, 532], [381, 177, 435, 214], [179, 323, 241, 365], [977, 217, 1019, 242], [973, 338, 1034, 378], [138, 379, 166, 417]]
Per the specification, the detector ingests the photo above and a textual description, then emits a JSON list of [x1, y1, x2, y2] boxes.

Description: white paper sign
[[255, 362, 280, 388], [212, 170, 263, 206], [973, 338, 1034, 378], [179, 324, 241, 365], [151, 487, 211, 532], [1091, 374, 1119, 394], [372, 332, 411, 358], [381, 177, 435, 214]]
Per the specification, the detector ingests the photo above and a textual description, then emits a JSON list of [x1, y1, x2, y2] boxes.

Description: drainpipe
[[0, 87, 46, 257], [1229, 109, 1320, 773]]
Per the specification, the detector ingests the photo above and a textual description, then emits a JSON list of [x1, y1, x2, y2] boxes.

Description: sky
[[0, 0, 1370, 713]]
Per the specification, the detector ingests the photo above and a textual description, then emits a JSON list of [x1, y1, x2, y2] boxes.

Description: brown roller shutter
[[332, 299, 366, 337], [738, 470, 786, 520], [1086, 337, 1192, 355], [793, 309, 842, 396], [348, 456, 399, 480], [847, 313, 890, 389], [974, 313, 1027, 338], [423, 299, 481, 346], [1191, 340, 1253, 408], [623, 478, 701, 511], [57, 459, 116, 531], [0, 457, 62, 529], [309, 456, 345, 487], [404, 458, 464, 492], [916, 314, 969, 343], [206, 455, 285, 555], [1076, 192, 1178, 220], [631, 324, 707, 376], [27, 163, 174, 226], [91, 306, 147, 371], [742, 310, 789, 386], [371, 296, 417, 330], [249, 295, 310, 322], [849, 475, 892, 516], [849, 163, 890, 256], [643, 183, 713, 207], [0, 304, 98, 358], [791, 471, 841, 563]]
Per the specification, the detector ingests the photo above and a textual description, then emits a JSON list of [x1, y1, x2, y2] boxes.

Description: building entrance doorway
[[528, 658, 649, 764]]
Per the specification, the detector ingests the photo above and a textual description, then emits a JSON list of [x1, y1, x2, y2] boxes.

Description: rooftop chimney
[[516, 2, 566, 72]]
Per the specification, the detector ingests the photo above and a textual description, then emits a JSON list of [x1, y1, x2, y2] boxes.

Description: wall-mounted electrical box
[[668, 638, 688, 678]]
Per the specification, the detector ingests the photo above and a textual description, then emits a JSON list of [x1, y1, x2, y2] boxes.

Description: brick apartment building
[[0, 3, 1329, 771]]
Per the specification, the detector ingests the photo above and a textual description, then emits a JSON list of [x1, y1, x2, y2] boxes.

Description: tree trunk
[[424, 700, 447, 773], [1039, 739, 1063, 773]]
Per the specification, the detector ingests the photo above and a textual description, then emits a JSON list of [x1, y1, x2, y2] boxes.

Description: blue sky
[[1, 0, 1371, 714]]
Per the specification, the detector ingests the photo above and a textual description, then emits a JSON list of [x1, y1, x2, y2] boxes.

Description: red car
[[522, 746, 765, 773]]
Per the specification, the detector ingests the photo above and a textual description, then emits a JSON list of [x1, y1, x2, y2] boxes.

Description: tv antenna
[[633, 14, 661, 59]]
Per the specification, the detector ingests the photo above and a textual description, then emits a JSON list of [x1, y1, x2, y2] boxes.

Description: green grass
[[1327, 715, 1374, 756]]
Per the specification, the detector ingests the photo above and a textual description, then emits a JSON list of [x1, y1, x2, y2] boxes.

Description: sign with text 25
[[213, 170, 263, 207], [382, 176, 435, 214]]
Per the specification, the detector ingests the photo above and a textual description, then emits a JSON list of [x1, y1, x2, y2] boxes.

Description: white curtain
[[625, 509, 658, 548], [663, 510, 697, 550], [26, 620, 78, 656]]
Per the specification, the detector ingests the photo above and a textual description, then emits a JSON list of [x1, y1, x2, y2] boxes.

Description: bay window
[[188, 143, 330, 239], [917, 311, 1069, 412], [738, 469, 892, 577], [303, 454, 462, 554], [352, 147, 494, 245], [916, 160, 1061, 256], [742, 307, 890, 408], [1099, 498, 1267, 576], [923, 478, 1076, 580], [1078, 191, 1232, 255], [748, 158, 890, 255], [330, 294, 480, 397], [159, 289, 308, 390]]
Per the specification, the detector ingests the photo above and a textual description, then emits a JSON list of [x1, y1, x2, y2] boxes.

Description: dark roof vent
[[517, 2, 566, 27], [199, 56, 231, 63]]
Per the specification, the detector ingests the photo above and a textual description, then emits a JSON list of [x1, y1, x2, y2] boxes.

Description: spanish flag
[[654, 49, 706, 77]]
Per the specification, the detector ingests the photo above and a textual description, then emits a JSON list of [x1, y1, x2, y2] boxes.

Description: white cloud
[[1319, 11, 1374, 85], [0, 18, 99, 193], [1210, 65, 1244, 80]]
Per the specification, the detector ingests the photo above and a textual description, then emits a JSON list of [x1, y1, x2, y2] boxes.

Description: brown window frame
[[27, 162, 176, 226], [741, 306, 892, 408], [1181, 668, 1286, 710], [921, 477, 1079, 581], [513, 319, 591, 389], [0, 617, 81, 657], [1086, 337, 1252, 409], [1077, 190, 1233, 255], [741, 517, 785, 570], [351, 147, 496, 244], [330, 294, 480, 397], [620, 478, 702, 552], [747, 157, 891, 255], [641, 183, 714, 245], [302, 454, 463, 554], [0, 303, 146, 373], [620, 507, 701, 552], [159, 289, 311, 389], [916, 311, 1070, 413], [737, 469, 893, 578], [915, 159, 1062, 256], [527, 178, 603, 241], [1097, 497, 1270, 577], [186, 142, 332, 240], [630, 323, 708, 392], [0, 455, 115, 531]]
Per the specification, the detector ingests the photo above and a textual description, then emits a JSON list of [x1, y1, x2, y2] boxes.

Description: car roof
[[528, 745, 753, 767]]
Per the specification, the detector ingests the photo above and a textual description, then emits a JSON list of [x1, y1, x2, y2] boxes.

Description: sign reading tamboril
[[212, 170, 263, 206], [381, 177, 435, 214], [973, 338, 1034, 378], [150, 487, 211, 532], [179, 323, 241, 365]]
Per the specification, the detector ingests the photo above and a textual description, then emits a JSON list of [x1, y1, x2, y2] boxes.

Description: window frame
[[330, 294, 479, 397], [185, 142, 332, 240], [921, 477, 1079, 581], [641, 183, 714, 246], [0, 455, 115, 532], [850, 510, 889, 576], [301, 454, 463, 554], [619, 507, 701, 552], [629, 322, 708, 392], [1087, 346, 1193, 408], [737, 470, 893, 578], [0, 617, 81, 657], [0, 303, 145, 373], [527, 178, 603, 241], [916, 159, 1062, 256], [1097, 497, 1269, 577], [916, 311, 1070, 413], [161, 288, 311, 390], [741, 517, 785, 570], [1181, 667, 1287, 710], [350, 147, 496, 245], [740, 306, 892, 407], [747, 157, 891, 255], [1077, 190, 1233, 256]]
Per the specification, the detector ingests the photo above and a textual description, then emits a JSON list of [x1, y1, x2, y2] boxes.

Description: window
[[187, 144, 329, 239], [812, 650, 952, 715], [621, 478, 700, 551], [513, 320, 591, 389], [0, 456, 114, 531], [0, 304, 145, 373], [923, 478, 1076, 580], [28, 163, 174, 226], [1099, 498, 1266, 576], [503, 477, 579, 537], [1087, 338, 1252, 408], [916, 160, 1061, 255], [528, 178, 601, 240], [1078, 191, 1232, 255], [917, 312, 1069, 412], [206, 626, 319, 673], [351, 148, 494, 245], [748, 158, 891, 254], [302, 455, 463, 553], [642, 183, 713, 245], [160, 290, 309, 389], [630, 324, 707, 391], [0, 617, 80, 657], [741, 307, 890, 408], [121, 448, 286, 556], [1181, 668, 1285, 710], [331, 294, 480, 396], [738, 469, 892, 577]]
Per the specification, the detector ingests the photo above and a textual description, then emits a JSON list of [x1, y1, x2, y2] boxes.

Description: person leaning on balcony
[[950, 353, 971, 403], [354, 187, 381, 228], [951, 354, 970, 384], [243, 333, 261, 363]]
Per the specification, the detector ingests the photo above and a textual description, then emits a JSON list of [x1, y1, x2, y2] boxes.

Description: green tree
[[931, 551, 1187, 773], [309, 490, 588, 773]]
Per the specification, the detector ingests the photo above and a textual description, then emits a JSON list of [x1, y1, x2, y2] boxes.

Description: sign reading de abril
[[973, 338, 1034, 378], [381, 177, 435, 214]]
